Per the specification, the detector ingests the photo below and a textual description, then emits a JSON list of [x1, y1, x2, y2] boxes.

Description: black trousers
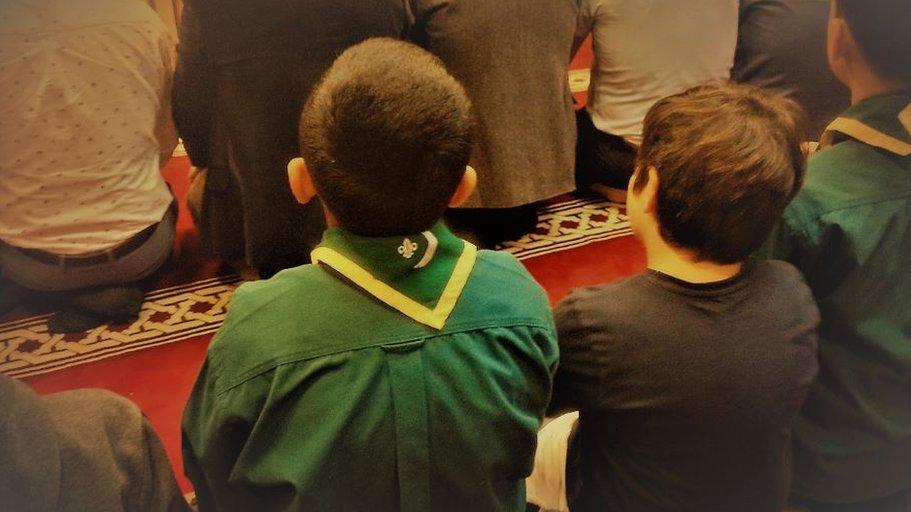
[[194, 57, 326, 278], [575, 108, 638, 190], [446, 203, 540, 248]]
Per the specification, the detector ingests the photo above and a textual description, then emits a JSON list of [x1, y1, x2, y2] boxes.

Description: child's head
[[827, 0, 911, 91], [628, 84, 806, 265], [289, 38, 475, 237]]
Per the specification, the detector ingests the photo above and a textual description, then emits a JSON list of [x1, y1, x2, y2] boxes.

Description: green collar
[[311, 223, 477, 330], [821, 90, 911, 156]]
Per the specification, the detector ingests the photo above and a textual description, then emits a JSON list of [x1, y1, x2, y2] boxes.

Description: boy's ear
[[287, 157, 317, 204], [641, 166, 660, 215], [827, 9, 852, 85], [448, 165, 477, 207]]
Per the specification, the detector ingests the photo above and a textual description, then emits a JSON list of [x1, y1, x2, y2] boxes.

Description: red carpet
[[5, 44, 649, 492], [15, 164, 644, 493]]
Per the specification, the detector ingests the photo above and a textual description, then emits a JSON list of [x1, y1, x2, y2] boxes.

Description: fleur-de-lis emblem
[[397, 238, 418, 259]]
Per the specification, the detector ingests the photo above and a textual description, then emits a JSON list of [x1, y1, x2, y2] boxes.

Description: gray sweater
[[409, 0, 579, 208]]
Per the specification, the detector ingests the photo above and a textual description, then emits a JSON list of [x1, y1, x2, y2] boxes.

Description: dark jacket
[[172, 0, 409, 274], [733, 0, 850, 138]]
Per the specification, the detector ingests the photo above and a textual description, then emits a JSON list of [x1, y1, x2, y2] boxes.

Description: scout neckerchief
[[820, 90, 911, 156], [311, 223, 477, 330]]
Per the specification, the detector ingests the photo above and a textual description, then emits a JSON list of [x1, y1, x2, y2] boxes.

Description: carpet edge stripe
[[7, 324, 224, 379], [3, 194, 630, 378]]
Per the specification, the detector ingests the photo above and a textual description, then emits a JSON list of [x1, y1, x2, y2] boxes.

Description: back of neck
[[847, 71, 909, 105], [646, 245, 742, 284]]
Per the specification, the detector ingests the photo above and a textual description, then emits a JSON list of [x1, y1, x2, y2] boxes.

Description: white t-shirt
[[0, 0, 176, 255], [578, 0, 739, 145]]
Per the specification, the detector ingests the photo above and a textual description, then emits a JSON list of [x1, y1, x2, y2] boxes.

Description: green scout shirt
[[182, 223, 558, 511], [770, 91, 911, 502]]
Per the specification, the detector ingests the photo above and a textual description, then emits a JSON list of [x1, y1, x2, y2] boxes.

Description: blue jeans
[[0, 206, 176, 292]]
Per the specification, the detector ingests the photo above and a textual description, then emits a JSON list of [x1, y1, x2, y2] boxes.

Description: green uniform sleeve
[[771, 197, 859, 299], [765, 195, 827, 278], [182, 355, 270, 512], [181, 358, 228, 512]]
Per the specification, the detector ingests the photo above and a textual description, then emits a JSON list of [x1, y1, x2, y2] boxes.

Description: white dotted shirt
[[0, 0, 176, 255]]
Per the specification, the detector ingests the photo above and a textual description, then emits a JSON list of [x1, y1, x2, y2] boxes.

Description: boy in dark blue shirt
[[528, 84, 820, 512]]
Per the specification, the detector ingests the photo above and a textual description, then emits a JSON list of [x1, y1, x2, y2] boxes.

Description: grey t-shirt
[[551, 260, 820, 512], [733, 0, 850, 138]]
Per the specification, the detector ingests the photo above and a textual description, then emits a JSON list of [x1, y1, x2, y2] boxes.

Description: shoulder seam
[[812, 193, 911, 218], [214, 319, 556, 396]]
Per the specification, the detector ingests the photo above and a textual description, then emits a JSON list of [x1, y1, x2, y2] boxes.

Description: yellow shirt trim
[[899, 104, 911, 136], [311, 242, 478, 330], [824, 115, 911, 156]]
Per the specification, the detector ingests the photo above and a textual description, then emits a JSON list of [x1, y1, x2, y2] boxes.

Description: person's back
[[580, 0, 739, 145], [554, 262, 817, 511], [173, 0, 407, 277], [0, 0, 178, 330], [0, 375, 189, 512], [178, 0, 406, 82], [0, 0, 174, 256], [529, 84, 818, 512], [409, 0, 577, 212], [184, 241, 556, 511], [182, 39, 558, 512], [572, 0, 739, 202], [733, 0, 850, 137], [783, 97, 911, 507], [769, 1, 911, 509]]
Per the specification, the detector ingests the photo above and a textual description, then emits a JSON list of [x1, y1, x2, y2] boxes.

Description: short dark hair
[[299, 38, 473, 236], [835, 0, 911, 83], [633, 83, 806, 264]]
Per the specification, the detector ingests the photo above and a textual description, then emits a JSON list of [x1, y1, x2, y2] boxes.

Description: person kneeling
[[0, 0, 178, 332]]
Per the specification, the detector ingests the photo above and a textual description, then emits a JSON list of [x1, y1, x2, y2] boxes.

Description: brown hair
[[633, 83, 807, 264], [835, 0, 911, 83], [299, 38, 474, 236]]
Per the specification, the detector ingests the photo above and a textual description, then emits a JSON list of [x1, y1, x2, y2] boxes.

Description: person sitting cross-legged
[[527, 84, 820, 512], [182, 39, 558, 512]]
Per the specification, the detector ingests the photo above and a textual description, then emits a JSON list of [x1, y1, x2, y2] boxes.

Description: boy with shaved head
[[182, 39, 558, 511]]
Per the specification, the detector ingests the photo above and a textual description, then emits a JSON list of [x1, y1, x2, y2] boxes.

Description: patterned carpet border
[[503, 197, 631, 260], [1, 196, 627, 379], [1, 276, 241, 378]]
